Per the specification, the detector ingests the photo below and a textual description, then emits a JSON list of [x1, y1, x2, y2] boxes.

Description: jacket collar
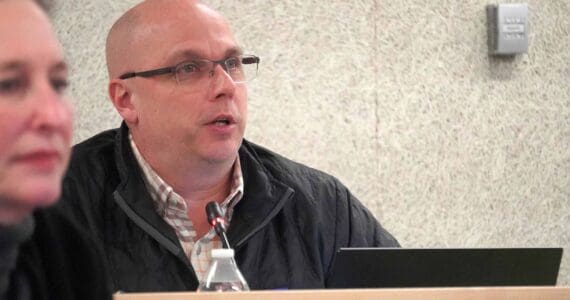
[[230, 141, 295, 248], [113, 122, 295, 250], [113, 123, 181, 248]]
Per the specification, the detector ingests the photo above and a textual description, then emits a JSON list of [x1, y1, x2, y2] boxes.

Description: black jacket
[[4, 207, 112, 300], [61, 123, 399, 292]]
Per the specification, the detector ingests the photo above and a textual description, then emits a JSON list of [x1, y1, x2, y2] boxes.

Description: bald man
[[61, 0, 399, 292]]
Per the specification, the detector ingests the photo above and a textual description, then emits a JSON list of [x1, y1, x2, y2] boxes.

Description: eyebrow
[[50, 61, 68, 73], [223, 47, 244, 58], [168, 46, 244, 64], [0, 61, 68, 73], [0, 61, 25, 72]]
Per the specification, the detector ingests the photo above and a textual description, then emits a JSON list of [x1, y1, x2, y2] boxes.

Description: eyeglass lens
[[175, 56, 257, 84]]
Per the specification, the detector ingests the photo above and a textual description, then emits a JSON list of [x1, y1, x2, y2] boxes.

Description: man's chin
[[203, 152, 239, 165], [201, 143, 241, 164]]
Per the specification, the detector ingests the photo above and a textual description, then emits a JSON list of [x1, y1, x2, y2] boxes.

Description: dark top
[[60, 123, 400, 292], [1, 206, 112, 300], [0, 217, 34, 300]]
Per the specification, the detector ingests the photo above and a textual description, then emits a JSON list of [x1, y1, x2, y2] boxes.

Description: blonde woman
[[0, 0, 110, 298]]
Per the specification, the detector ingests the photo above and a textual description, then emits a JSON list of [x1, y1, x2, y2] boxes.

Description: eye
[[0, 78, 26, 96], [50, 78, 69, 95], [225, 57, 241, 70], [178, 62, 201, 74]]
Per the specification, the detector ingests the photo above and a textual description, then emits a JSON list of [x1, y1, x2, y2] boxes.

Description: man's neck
[[152, 153, 235, 203], [142, 147, 235, 238], [129, 133, 237, 203]]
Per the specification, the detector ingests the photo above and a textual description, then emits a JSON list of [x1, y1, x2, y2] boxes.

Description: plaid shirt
[[129, 135, 244, 282]]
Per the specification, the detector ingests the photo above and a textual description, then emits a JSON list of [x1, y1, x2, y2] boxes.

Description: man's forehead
[[134, 0, 224, 28], [165, 44, 243, 63], [108, 0, 238, 73], [134, 14, 239, 61]]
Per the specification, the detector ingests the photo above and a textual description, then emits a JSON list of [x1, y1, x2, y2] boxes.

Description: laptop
[[326, 247, 563, 288]]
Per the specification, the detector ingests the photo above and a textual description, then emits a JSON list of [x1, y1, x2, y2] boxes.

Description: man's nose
[[208, 60, 231, 77], [209, 63, 237, 100]]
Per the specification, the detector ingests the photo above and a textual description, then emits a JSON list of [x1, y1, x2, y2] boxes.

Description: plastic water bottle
[[197, 248, 250, 292]]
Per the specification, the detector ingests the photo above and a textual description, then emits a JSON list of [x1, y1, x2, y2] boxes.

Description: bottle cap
[[211, 248, 234, 258]]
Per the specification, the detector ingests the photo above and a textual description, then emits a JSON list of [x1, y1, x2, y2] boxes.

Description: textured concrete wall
[[50, 0, 569, 285]]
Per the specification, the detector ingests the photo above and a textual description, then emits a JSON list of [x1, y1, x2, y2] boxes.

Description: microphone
[[206, 201, 231, 249]]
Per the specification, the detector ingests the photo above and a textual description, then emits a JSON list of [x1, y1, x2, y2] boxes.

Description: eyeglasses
[[119, 55, 260, 84]]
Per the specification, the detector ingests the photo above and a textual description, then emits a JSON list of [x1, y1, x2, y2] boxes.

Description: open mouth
[[213, 118, 231, 126], [210, 115, 235, 126]]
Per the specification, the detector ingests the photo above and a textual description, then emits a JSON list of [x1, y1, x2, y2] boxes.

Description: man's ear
[[109, 79, 138, 124]]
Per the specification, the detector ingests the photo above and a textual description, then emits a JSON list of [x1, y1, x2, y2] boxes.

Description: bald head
[[105, 0, 231, 79], [105, 5, 138, 78]]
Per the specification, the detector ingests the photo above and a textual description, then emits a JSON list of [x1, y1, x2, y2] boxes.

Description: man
[[0, 0, 111, 299], [61, 0, 399, 292]]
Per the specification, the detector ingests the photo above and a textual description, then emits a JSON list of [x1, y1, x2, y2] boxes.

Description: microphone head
[[206, 201, 224, 226], [205, 201, 231, 249]]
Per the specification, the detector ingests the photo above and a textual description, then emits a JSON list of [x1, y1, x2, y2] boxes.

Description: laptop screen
[[326, 247, 563, 288]]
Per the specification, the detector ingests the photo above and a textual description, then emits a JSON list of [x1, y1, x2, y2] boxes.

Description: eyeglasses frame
[[118, 55, 260, 84]]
